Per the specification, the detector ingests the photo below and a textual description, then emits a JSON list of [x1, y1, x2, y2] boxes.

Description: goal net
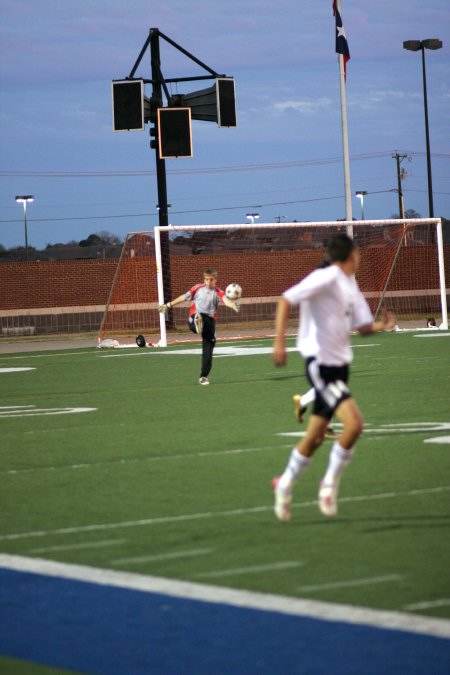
[[98, 218, 448, 347]]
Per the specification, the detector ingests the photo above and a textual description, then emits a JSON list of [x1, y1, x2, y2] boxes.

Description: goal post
[[98, 218, 448, 347]]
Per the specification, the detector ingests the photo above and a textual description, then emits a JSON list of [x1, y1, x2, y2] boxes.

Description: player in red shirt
[[158, 268, 240, 385]]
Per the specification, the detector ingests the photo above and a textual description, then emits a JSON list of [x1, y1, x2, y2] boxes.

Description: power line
[[0, 174, 402, 211], [0, 194, 347, 225], [1, 150, 447, 179], [1, 189, 448, 226]]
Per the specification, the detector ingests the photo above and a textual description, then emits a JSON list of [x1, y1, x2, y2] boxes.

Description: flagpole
[[336, 0, 353, 236]]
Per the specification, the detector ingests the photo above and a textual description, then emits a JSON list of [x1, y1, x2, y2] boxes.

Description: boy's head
[[327, 233, 360, 272], [203, 268, 218, 288]]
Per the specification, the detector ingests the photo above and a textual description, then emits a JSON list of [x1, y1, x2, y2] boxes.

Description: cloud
[[274, 98, 333, 114]]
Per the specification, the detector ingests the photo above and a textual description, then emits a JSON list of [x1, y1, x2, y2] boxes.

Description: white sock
[[322, 442, 353, 486], [278, 449, 310, 493], [301, 388, 316, 407]]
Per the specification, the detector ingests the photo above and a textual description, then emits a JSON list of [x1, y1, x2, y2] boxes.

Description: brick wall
[[0, 259, 118, 311], [2, 246, 449, 310]]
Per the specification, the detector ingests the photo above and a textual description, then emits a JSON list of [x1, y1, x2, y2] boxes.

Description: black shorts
[[306, 357, 351, 420]]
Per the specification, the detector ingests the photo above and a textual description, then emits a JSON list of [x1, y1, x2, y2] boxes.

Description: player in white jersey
[[272, 234, 395, 522], [158, 268, 239, 385], [292, 259, 336, 438]]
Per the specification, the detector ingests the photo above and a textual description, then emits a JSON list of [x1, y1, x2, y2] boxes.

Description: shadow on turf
[[283, 515, 450, 532]]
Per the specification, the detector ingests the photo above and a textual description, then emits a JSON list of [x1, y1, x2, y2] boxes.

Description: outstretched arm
[[222, 296, 240, 313], [358, 310, 396, 335], [273, 297, 291, 367], [158, 294, 186, 313]]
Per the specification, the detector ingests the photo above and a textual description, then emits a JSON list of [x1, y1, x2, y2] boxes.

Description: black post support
[[150, 28, 174, 326], [421, 46, 434, 218]]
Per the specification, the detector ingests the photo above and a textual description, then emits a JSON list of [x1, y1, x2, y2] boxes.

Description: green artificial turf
[[1, 332, 449, 618], [0, 655, 78, 675]]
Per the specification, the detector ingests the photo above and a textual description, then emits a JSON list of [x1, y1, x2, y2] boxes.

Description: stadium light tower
[[246, 213, 260, 224], [15, 195, 34, 261], [403, 38, 442, 217], [355, 191, 367, 220]]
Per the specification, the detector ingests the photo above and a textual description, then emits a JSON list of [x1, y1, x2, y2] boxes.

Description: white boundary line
[[0, 485, 448, 542], [404, 599, 450, 611], [0, 554, 449, 639]]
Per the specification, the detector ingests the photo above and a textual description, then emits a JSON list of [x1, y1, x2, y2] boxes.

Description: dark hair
[[317, 258, 331, 269], [204, 267, 218, 277], [327, 233, 356, 262]]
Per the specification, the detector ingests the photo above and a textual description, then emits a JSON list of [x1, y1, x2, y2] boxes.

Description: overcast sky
[[0, 0, 449, 249]]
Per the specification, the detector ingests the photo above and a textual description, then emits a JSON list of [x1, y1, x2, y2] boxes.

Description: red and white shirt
[[184, 284, 226, 318]]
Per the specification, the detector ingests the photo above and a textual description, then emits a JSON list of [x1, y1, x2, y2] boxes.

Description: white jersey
[[283, 265, 373, 366]]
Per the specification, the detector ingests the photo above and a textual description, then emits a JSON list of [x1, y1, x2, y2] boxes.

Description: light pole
[[355, 191, 367, 220], [403, 38, 442, 218], [15, 195, 34, 261], [246, 213, 260, 225]]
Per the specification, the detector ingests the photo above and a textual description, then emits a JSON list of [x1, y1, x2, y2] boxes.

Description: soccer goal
[[98, 218, 448, 347]]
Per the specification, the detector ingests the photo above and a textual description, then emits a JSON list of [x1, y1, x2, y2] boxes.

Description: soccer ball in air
[[226, 283, 242, 300]]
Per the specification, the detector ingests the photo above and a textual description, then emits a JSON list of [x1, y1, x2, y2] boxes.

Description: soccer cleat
[[324, 426, 338, 440], [318, 481, 339, 517], [293, 394, 307, 423], [272, 476, 292, 522], [194, 313, 203, 335], [199, 377, 210, 386]]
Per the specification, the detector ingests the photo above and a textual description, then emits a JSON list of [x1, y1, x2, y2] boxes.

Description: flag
[[333, 1, 350, 80]]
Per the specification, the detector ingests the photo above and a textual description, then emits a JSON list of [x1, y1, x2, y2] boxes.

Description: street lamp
[[246, 213, 260, 224], [15, 195, 34, 261], [403, 38, 443, 217], [355, 191, 367, 220]]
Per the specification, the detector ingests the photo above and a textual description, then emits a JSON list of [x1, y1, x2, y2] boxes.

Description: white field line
[[0, 406, 97, 418], [0, 485, 448, 543], [98, 346, 299, 358], [111, 548, 213, 566], [0, 405, 35, 409], [29, 539, 126, 554], [0, 351, 94, 360], [6, 420, 448, 475], [297, 575, 402, 593], [0, 444, 292, 476], [0, 444, 293, 476], [195, 561, 303, 579], [98, 344, 380, 359], [0, 555, 449, 639], [404, 599, 450, 611], [278, 421, 450, 438]]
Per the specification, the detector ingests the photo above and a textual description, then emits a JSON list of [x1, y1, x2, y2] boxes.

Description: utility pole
[[392, 152, 409, 220]]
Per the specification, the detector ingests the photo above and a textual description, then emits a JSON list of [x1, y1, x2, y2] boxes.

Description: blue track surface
[[1, 568, 449, 674]]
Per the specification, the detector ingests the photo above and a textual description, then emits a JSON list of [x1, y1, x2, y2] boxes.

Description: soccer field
[[1, 332, 450, 673]]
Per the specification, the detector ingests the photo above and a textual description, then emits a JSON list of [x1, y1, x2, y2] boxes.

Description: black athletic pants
[[188, 313, 216, 377]]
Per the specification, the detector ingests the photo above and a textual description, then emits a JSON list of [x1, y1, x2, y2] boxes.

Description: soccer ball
[[226, 283, 242, 300]]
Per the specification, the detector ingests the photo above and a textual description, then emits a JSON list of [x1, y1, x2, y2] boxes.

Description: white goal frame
[[154, 218, 448, 347]]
